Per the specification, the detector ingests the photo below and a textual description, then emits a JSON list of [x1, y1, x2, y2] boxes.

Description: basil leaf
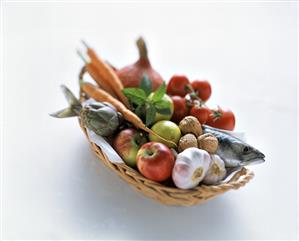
[[156, 108, 172, 115], [154, 99, 171, 109], [140, 74, 152, 96], [135, 103, 145, 117], [151, 82, 166, 102], [145, 103, 156, 126], [122, 88, 147, 105]]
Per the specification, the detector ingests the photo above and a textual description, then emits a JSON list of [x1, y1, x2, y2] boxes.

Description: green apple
[[148, 93, 174, 122], [149, 120, 181, 148]]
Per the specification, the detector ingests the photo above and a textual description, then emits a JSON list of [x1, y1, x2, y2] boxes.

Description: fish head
[[218, 138, 265, 167], [202, 125, 265, 168]]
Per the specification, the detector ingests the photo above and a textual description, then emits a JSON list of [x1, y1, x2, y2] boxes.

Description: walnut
[[178, 134, 198, 152], [179, 116, 202, 136], [197, 133, 218, 154]]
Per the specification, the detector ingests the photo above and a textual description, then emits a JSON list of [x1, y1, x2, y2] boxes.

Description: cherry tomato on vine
[[167, 75, 191, 97], [206, 107, 235, 131], [190, 105, 210, 124], [191, 80, 212, 102], [170, 96, 189, 123]]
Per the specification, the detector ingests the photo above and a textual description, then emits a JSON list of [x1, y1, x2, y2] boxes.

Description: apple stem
[[145, 150, 154, 157]]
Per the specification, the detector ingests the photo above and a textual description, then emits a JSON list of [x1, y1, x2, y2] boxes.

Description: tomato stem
[[185, 84, 194, 93], [212, 110, 222, 121]]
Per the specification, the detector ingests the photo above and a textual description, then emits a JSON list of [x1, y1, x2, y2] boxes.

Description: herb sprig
[[122, 75, 171, 126]]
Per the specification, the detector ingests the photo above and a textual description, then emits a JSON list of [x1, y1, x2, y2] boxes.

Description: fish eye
[[243, 146, 251, 153]]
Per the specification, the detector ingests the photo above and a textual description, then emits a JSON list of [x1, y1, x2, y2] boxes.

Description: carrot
[[82, 82, 144, 126], [81, 82, 177, 147], [85, 63, 117, 97], [85, 47, 130, 108]]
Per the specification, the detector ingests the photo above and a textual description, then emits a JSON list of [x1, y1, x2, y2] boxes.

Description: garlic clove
[[202, 154, 226, 185]]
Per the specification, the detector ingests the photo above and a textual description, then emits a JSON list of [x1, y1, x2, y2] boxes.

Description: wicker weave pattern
[[80, 122, 254, 206]]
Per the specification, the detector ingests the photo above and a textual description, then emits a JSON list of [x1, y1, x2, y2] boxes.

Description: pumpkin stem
[[136, 37, 148, 59]]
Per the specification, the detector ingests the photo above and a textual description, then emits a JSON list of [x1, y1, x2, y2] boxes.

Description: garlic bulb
[[172, 148, 211, 189], [203, 154, 226, 185]]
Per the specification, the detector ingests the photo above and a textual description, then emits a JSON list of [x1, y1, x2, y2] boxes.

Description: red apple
[[113, 128, 147, 167], [136, 142, 175, 182]]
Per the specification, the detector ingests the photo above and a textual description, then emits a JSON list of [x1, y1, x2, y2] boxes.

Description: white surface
[[2, 2, 298, 240]]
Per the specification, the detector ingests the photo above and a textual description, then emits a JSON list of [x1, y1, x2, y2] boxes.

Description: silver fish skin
[[202, 125, 265, 167]]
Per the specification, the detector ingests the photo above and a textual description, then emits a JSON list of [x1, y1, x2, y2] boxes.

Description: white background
[[2, 1, 298, 240]]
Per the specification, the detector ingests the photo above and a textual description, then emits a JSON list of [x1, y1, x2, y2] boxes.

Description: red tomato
[[206, 107, 236, 131], [191, 80, 212, 102], [170, 96, 189, 123], [167, 75, 191, 97], [190, 106, 210, 124]]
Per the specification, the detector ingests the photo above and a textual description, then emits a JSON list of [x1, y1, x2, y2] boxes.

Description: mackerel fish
[[202, 125, 265, 168]]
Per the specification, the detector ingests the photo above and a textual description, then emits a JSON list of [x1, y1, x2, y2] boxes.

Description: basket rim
[[80, 120, 254, 194]]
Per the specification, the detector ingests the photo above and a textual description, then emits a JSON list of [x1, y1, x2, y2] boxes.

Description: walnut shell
[[179, 116, 202, 136], [197, 133, 218, 154], [178, 134, 198, 152]]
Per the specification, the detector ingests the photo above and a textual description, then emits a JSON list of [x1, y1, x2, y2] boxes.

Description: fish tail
[[50, 85, 82, 118]]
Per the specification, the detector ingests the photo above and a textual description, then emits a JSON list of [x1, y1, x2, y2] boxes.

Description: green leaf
[[154, 99, 171, 109], [151, 82, 166, 102], [122, 88, 147, 105], [135, 103, 145, 117], [145, 103, 156, 126], [156, 108, 172, 115], [154, 99, 172, 115], [154, 100, 171, 115], [139, 74, 152, 96]]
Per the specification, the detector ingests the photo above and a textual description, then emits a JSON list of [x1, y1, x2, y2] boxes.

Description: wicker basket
[[79, 120, 254, 206]]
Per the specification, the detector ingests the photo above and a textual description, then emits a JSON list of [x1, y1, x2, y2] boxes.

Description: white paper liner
[[86, 128, 124, 164]]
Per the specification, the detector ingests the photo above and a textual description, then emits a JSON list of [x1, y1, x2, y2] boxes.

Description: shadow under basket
[[79, 121, 254, 206]]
